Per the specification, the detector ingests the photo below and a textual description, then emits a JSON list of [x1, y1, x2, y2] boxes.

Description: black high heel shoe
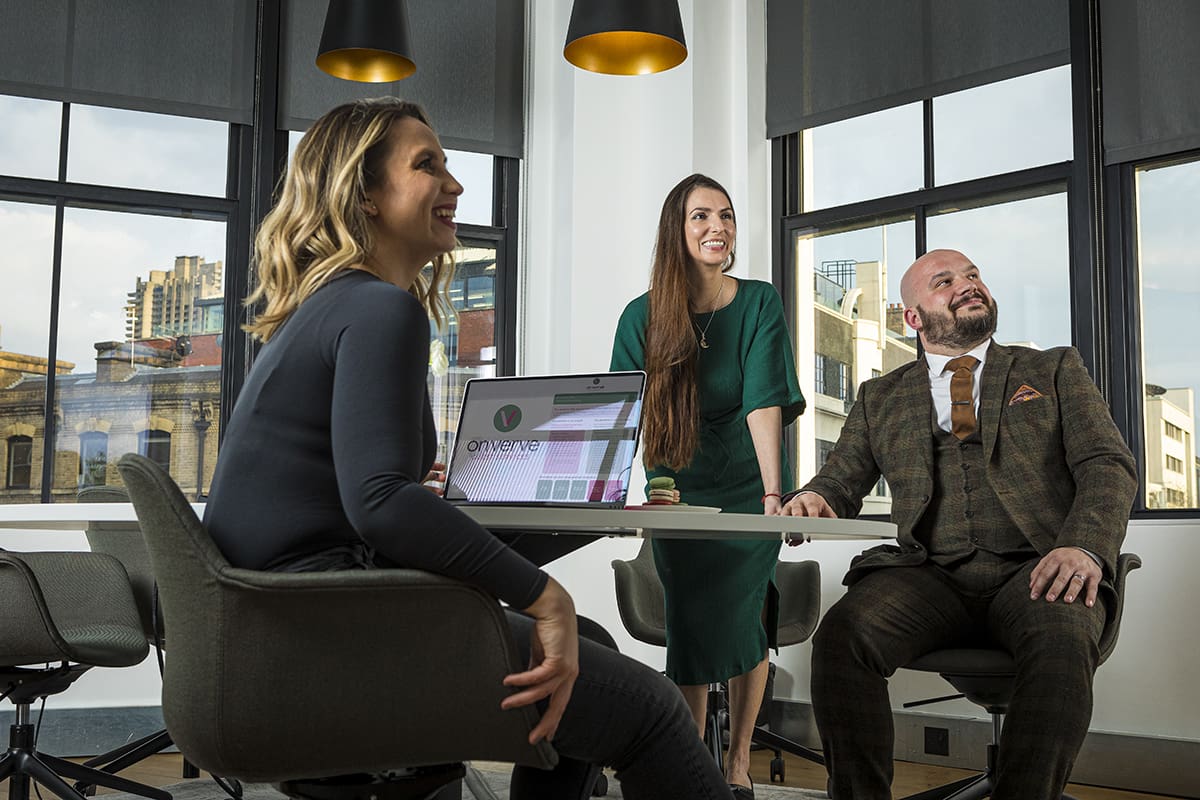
[[728, 775, 755, 799]]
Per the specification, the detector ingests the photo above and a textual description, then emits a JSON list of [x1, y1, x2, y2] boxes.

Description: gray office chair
[[116, 453, 556, 800], [0, 549, 169, 800], [898, 552, 1142, 800], [611, 539, 824, 783], [73, 484, 201, 794]]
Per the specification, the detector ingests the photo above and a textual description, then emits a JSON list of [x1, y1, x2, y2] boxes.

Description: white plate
[[625, 504, 721, 513]]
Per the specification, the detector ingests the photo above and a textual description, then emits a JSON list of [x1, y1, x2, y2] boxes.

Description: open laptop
[[443, 371, 645, 508]]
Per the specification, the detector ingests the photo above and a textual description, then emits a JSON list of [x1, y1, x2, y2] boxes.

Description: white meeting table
[[0, 502, 895, 543]]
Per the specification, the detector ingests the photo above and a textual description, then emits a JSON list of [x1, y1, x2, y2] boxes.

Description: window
[[139, 430, 172, 472], [933, 66, 1073, 186], [926, 191, 1072, 349], [6, 436, 33, 489], [427, 243, 501, 467], [0, 96, 231, 503], [1138, 156, 1200, 510], [79, 431, 108, 487], [805, 104, 924, 211], [781, 67, 1077, 514]]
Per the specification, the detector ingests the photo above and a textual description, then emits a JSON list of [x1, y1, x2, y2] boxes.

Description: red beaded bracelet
[[761, 492, 782, 504]]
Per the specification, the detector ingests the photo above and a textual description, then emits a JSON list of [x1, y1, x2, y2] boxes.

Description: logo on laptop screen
[[493, 404, 522, 432]]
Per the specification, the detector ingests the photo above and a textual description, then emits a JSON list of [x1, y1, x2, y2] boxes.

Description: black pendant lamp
[[317, 0, 416, 83], [564, 0, 687, 75]]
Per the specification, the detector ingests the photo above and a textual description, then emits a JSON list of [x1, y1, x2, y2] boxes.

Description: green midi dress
[[610, 279, 806, 684]]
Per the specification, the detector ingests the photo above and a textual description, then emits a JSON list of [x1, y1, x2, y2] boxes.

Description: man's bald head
[[899, 249, 997, 355], [899, 249, 972, 308]]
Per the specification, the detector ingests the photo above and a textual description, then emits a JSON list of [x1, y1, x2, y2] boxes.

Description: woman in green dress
[[610, 174, 805, 797]]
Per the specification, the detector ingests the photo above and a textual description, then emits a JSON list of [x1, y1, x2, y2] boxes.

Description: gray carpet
[[128, 768, 829, 800]]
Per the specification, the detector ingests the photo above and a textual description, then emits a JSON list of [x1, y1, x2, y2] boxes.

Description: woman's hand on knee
[[503, 577, 580, 744]]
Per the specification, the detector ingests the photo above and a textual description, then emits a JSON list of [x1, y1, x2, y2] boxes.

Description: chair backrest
[[611, 539, 668, 646], [116, 452, 556, 782], [0, 550, 148, 670], [1097, 552, 1141, 663], [611, 539, 823, 649], [78, 485, 160, 645]]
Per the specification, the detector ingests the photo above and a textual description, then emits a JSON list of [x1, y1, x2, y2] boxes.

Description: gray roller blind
[[766, 0, 1070, 137], [1100, 0, 1200, 165], [0, 0, 256, 124], [279, 0, 525, 158]]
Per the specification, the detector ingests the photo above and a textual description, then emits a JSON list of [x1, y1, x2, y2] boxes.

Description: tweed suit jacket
[[797, 342, 1136, 588]]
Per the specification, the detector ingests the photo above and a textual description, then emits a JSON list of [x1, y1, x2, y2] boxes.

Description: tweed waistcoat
[[914, 420, 1037, 594]]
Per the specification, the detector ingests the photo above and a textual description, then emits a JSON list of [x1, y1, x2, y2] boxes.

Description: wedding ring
[[1071, 573, 1085, 582]]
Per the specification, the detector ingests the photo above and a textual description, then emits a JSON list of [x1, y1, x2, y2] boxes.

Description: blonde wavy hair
[[245, 97, 456, 341]]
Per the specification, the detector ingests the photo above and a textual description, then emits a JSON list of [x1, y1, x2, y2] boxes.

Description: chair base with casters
[[612, 540, 825, 784], [896, 553, 1141, 800], [1, 665, 170, 800]]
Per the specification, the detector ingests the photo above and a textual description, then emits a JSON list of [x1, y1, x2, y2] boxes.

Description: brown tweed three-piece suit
[[793, 342, 1137, 800]]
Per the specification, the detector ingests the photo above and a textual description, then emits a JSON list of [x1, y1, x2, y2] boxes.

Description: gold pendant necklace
[[693, 278, 725, 350]]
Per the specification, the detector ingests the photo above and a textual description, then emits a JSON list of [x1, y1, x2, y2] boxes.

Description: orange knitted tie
[[946, 355, 979, 440]]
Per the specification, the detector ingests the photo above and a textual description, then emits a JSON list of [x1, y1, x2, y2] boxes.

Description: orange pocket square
[[1008, 384, 1045, 405]]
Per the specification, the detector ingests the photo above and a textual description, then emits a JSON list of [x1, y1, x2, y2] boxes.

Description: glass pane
[[426, 244, 498, 472], [934, 66, 1073, 186], [67, 104, 228, 197], [52, 208, 226, 501], [791, 219, 917, 514], [926, 191, 1071, 349], [1137, 157, 1200, 509], [287, 130, 494, 226], [804, 103, 923, 211], [447, 149, 493, 226], [0, 94, 61, 180], [0, 200, 56, 503]]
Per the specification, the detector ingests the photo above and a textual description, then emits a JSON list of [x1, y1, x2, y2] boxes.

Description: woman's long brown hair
[[641, 174, 736, 471]]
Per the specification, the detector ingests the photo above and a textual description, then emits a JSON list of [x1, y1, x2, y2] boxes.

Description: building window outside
[[79, 432, 108, 488], [816, 438, 836, 471], [139, 430, 172, 472], [1138, 156, 1200, 509], [5, 435, 32, 489]]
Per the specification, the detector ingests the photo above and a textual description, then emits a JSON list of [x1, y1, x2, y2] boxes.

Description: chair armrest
[[0, 552, 148, 668], [160, 565, 555, 781]]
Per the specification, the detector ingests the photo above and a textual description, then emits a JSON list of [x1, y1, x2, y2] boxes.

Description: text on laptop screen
[[444, 373, 644, 504]]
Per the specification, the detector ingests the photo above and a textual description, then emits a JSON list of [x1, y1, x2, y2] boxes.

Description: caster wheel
[[770, 756, 785, 782], [591, 772, 608, 796]]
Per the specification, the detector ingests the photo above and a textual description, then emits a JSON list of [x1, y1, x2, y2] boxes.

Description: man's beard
[[916, 295, 998, 350]]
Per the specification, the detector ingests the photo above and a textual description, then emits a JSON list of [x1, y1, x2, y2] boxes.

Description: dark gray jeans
[[505, 611, 731, 800]]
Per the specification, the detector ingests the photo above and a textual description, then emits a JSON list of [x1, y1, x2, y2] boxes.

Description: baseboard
[[8, 703, 1198, 798], [0, 706, 168, 758], [769, 699, 1200, 799]]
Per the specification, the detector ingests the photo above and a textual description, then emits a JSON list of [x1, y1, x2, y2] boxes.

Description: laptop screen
[[443, 371, 645, 506]]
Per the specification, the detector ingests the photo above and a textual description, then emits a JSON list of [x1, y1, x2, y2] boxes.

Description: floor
[[0, 752, 1185, 800]]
